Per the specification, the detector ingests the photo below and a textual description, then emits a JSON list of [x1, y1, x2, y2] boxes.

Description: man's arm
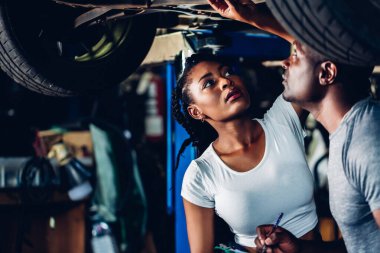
[[208, 0, 294, 43]]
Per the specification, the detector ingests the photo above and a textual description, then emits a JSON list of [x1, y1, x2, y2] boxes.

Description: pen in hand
[[261, 212, 284, 253]]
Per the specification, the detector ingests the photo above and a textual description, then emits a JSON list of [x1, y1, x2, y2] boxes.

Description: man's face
[[281, 41, 324, 104]]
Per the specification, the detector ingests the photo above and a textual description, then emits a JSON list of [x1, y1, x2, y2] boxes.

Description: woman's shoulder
[[187, 144, 219, 177], [197, 143, 215, 159], [263, 95, 296, 121], [193, 145, 217, 168]]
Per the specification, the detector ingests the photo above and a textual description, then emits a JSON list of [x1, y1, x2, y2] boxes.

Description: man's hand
[[207, 0, 258, 24], [207, 0, 294, 42], [255, 225, 301, 253]]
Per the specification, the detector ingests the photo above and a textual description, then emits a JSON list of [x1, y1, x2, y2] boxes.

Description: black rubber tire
[[0, 0, 156, 96], [266, 0, 380, 66]]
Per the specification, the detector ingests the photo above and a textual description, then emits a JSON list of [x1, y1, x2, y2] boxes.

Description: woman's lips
[[227, 92, 242, 102], [225, 89, 242, 102]]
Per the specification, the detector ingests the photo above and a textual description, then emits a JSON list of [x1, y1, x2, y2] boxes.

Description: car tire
[[266, 0, 380, 66], [0, 0, 156, 96]]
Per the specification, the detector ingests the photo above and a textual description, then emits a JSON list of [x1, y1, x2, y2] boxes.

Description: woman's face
[[186, 61, 250, 122]]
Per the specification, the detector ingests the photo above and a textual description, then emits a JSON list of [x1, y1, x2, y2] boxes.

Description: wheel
[[0, 0, 156, 96], [266, 0, 380, 66]]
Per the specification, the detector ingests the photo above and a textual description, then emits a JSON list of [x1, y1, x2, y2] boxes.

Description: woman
[[172, 53, 319, 253]]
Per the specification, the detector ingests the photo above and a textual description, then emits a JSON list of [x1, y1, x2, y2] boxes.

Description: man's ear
[[187, 105, 204, 121], [319, 61, 338, 85]]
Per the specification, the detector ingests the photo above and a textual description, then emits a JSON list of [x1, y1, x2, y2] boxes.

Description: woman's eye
[[224, 68, 235, 77], [203, 79, 215, 89]]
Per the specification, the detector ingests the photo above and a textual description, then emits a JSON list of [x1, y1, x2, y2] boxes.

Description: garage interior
[[0, 2, 379, 253]]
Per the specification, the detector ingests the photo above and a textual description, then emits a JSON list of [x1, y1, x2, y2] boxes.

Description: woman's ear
[[319, 61, 338, 86], [187, 105, 204, 121]]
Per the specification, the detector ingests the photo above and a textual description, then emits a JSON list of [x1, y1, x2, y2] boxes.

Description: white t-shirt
[[181, 95, 318, 247]]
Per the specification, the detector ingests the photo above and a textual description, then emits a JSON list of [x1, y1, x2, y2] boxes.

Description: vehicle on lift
[[0, 0, 377, 96], [0, 0, 265, 96]]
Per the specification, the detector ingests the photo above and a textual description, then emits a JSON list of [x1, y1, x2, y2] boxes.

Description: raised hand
[[207, 0, 294, 42], [207, 0, 258, 24]]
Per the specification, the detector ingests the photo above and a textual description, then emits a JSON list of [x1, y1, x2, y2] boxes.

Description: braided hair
[[172, 53, 227, 170]]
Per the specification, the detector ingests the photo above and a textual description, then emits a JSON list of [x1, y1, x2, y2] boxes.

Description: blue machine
[[165, 30, 290, 253]]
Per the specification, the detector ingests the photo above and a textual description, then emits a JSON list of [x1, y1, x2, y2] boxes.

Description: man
[[208, 0, 380, 252]]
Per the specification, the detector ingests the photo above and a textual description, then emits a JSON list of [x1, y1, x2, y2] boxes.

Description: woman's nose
[[221, 78, 233, 90]]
